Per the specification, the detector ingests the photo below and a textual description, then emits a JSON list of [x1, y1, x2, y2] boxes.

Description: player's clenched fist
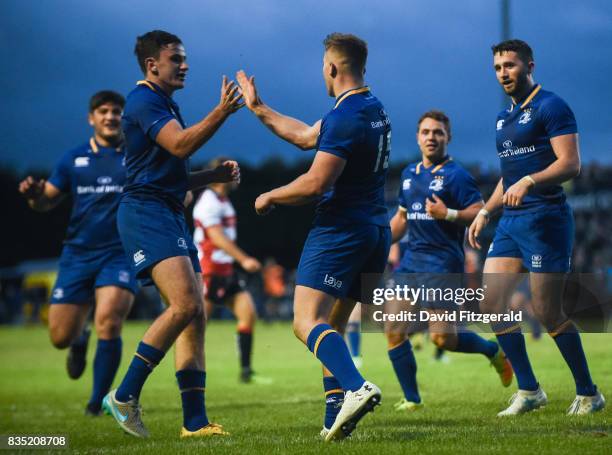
[[218, 75, 245, 114], [255, 193, 275, 215], [240, 256, 262, 273], [19, 176, 46, 201], [212, 160, 241, 184]]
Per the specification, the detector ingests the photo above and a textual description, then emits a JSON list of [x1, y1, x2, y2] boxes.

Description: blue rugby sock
[[552, 326, 596, 396], [496, 332, 538, 391], [346, 321, 361, 358], [115, 341, 165, 402], [176, 369, 209, 431], [88, 338, 122, 411], [323, 376, 344, 429], [306, 324, 365, 392], [388, 340, 421, 403], [455, 331, 498, 358]]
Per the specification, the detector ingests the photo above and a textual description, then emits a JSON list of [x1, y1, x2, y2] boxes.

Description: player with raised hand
[[238, 33, 391, 441], [385, 111, 513, 413], [193, 156, 262, 383], [469, 39, 605, 416], [19, 91, 136, 417], [103, 30, 242, 438]]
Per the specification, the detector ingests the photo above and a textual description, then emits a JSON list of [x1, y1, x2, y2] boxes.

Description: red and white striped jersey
[[193, 189, 237, 276]]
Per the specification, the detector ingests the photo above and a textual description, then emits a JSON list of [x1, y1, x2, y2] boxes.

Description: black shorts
[[203, 273, 245, 305]]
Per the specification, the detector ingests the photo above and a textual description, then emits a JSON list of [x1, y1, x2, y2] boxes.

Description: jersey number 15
[[374, 130, 391, 173]]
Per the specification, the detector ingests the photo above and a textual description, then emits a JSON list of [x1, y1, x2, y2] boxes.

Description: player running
[[18, 91, 137, 416], [193, 157, 262, 383], [384, 110, 513, 412], [469, 39, 605, 416], [237, 33, 390, 441], [102, 30, 242, 438]]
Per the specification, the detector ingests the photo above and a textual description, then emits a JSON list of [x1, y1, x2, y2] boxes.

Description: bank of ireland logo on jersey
[[412, 202, 422, 211], [403, 178, 411, 190], [531, 254, 542, 269], [519, 108, 532, 125], [177, 237, 188, 249], [134, 250, 146, 266]]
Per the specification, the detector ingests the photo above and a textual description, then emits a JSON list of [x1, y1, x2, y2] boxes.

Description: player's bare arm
[[205, 225, 262, 273], [469, 178, 504, 249], [188, 160, 240, 190], [156, 76, 244, 159], [18, 177, 64, 212], [503, 133, 580, 207], [390, 208, 408, 243], [426, 194, 484, 226], [236, 70, 320, 150], [255, 152, 345, 215]]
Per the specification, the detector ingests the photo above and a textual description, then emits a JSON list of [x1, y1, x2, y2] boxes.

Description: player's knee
[[385, 331, 406, 349], [431, 333, 455, 350], [95, 314, 123, 339], [172, 298, 203, 325], [49, 329, 73, 349]]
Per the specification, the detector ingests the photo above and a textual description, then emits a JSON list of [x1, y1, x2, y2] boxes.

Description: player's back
[[120, 82, 189, 212], [315, 88, 391, 227]]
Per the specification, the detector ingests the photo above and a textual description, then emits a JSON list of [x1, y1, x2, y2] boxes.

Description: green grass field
[[0, 322, 609, 454]]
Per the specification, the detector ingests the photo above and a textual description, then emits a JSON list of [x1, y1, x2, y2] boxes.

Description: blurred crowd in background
[[1, 162, 610, 325]]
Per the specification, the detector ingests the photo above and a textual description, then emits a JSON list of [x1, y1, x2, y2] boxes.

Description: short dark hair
[[417, 110, 451, 140], [134, 30, 182, 74], [323, 33, 368, 74], [89, 90, 125, 112], [491, 39, 534, 65]]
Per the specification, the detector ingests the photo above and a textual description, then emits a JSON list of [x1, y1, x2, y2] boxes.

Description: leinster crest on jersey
[[518, 108, 532, 125], [429, 176, 444, 192]]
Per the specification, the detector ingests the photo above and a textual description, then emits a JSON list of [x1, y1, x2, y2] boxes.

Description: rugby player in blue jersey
[[19, 91, 137, 416], [102, 30, 242, 438], [237, 33, 390, 441], [469, 39, 605, 415], [385, 111, 514, 412]]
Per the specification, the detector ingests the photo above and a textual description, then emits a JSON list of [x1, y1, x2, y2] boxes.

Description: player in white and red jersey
[[193, 157, 262, 383]]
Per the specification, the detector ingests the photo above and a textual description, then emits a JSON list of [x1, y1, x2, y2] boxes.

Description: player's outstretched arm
[[188, 160, 241, 191], [254, 152, 345, 215], [390, 208, 408, 243], [468, 179, 504, 249], [503, 133, 580, 207], [236, 70, 320, 150], [156, 76, 244, 159], [18, 177, 64, 212], [205, 225, 262, 273]]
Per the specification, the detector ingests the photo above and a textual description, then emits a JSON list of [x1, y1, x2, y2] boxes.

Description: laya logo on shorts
[[177, 237, 188, 249], [531, 254, 542, 268], [53, 288, 64, 300], [133, 250, 146, 266], [118, 270, 130, 283], [324, 274, 343, 290], [74, 157, 90, 167]]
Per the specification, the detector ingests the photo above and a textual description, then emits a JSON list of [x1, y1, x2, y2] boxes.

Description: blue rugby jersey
[[121, 81, 189, 211], [397, 158, 482, 271], [48, 138, 126, 249], [315, 87, 391, 227], [496, 85, 577, 213]]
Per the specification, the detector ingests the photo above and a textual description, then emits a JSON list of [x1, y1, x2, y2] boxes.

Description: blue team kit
[[118, 81, 200, 281], [295, 87, 392, 300], [49, 138, 137, 303], [488, 85, 577, 272]]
